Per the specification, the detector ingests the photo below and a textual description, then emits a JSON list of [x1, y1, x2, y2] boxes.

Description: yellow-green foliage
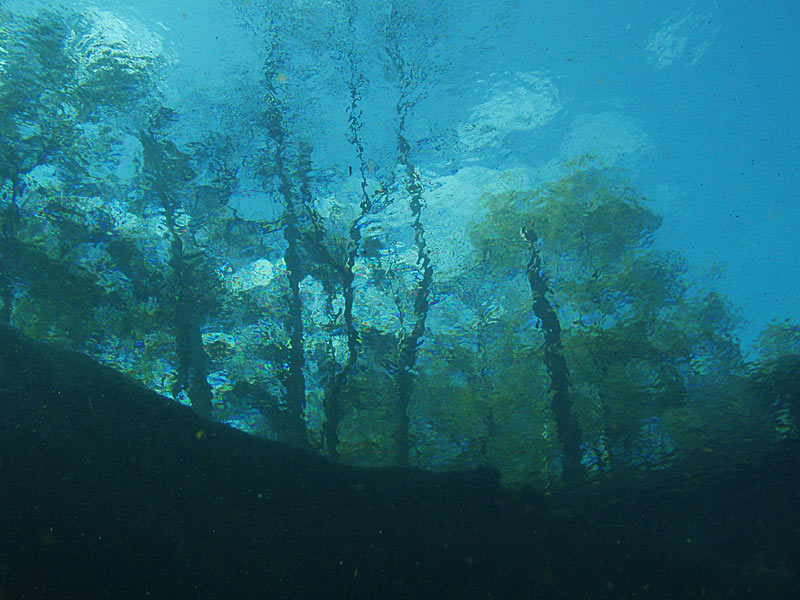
[[466, 161, 751, 464], [468, 190, 532, 270], [408, 308, 553, 479], [332, 367, 400, 466], [754, 319, 800, 361]]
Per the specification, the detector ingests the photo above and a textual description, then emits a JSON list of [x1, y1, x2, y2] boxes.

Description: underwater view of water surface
[[1, 1, 799, 597]]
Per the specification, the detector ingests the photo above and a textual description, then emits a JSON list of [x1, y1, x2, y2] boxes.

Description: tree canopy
[[0, 6, 796, 489]]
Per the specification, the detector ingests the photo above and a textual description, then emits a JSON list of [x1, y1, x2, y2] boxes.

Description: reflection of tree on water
[[0, 4, 797, 489]]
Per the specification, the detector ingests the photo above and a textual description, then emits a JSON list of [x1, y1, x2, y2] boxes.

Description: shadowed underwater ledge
[[1, 324, 797, 599]]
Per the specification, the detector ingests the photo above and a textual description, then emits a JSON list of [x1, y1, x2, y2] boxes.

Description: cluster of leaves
[[462, 161, 776, 479], [747, 320, 800, 434]]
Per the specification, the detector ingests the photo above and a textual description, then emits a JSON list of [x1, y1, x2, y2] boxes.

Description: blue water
[[94, 0, 798, 352]]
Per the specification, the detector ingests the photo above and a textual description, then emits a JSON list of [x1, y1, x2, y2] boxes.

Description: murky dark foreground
[[1, 324, 798, 599]]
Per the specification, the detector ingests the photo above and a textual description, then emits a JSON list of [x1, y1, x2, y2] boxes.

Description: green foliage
[[747, 319, 800, 441], [468, 190, 530, 270], [754, 319, 800, 361], [466, 161, 751, 468]]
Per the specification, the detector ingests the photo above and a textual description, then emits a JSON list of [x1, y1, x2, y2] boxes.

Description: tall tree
[[382, 2, 437, 467], [254, 38, 309, 446], [138, 108, 219, 417], [469, 163, 751, 480]]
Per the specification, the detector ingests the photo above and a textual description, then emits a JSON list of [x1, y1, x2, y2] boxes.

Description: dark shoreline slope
[[1, 324, 797, 599]]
